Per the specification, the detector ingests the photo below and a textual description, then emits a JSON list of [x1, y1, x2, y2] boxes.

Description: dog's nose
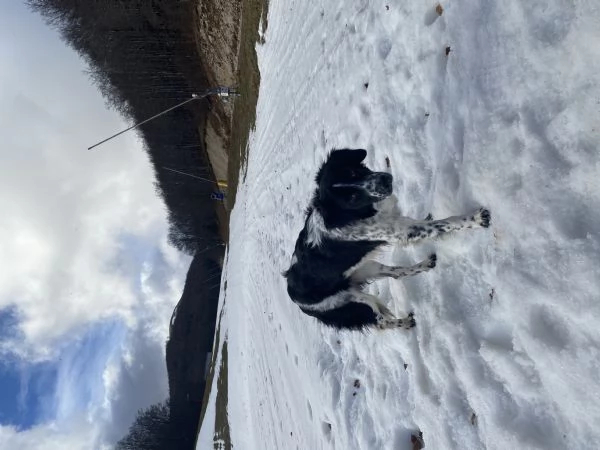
[[366, 172, 393, 198], [380, 173, 393, 191], [373, 173, 393, 195]]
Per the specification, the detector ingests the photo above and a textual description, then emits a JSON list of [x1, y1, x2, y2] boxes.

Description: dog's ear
[[329, 149, 367, 165]]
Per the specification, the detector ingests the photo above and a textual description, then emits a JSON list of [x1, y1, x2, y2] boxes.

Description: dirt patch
[[191, 0, 267, 241], [227, 0, 268, 209], [194, 0, 268, 216], [190, 0, 240, 243], [203, 123, 229, 183]]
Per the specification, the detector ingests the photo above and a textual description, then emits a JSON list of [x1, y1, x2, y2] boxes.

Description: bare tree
[[115, 401, 172, 450]]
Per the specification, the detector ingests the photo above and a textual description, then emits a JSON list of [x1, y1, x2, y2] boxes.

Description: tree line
[[28, 1, 227, 448], [28, 0, 223, 255], [114, 401, 172, 450], [114, 400, 199, 450]]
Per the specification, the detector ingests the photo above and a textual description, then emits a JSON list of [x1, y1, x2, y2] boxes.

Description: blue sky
[[0, 317, 124, 431], [0, 2, 191, 448], [0, 358, 56, 430], [0, 307, 51, 430]]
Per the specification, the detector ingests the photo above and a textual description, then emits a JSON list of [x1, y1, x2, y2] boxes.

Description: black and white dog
[[284, 149, 491, 331]]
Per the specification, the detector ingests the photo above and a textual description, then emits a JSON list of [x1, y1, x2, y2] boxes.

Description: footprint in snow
[[321, 421, 333, 440], [377, 38, 392, 60]]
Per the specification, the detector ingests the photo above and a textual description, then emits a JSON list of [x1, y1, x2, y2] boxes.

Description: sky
[[0, 2, 191, 448]]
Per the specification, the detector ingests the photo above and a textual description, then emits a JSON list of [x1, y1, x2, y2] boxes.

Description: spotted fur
[[284, 149, 491, 330]]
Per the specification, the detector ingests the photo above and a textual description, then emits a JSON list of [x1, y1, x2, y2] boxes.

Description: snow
[[199, 0, 600, 449]]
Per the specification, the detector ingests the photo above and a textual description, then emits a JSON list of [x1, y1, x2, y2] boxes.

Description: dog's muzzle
[[333, 172, 393, 199], [370, 172, 393, 198]]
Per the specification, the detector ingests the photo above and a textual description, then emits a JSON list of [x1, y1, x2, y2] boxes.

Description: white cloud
[[0, 421, 95, 450], [0, 3, 177, 360]]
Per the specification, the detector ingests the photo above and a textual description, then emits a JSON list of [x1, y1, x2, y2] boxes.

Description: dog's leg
[[387, 254, 437, 278], [348, 289, 416, 330], [347, 290, 393, 318], [349, 254, 436, 283], [332, 208, 490, 243], [404, 208, 491, 245], [345, 289, 403, 327]]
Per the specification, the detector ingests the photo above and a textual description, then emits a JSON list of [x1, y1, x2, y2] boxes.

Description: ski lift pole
[[88, 95, 200, 150], [87, 87, 239, 151]]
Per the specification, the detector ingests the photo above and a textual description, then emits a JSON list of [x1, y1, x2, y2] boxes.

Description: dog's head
[[316, 149, 393, 210]]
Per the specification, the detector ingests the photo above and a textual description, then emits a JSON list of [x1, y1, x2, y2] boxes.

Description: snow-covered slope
[[200, 1, 600, 448]]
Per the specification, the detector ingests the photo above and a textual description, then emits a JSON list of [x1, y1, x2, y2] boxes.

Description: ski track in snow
[[200, 1, 600, 449]]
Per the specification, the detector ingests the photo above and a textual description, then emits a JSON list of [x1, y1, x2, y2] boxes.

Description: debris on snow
[[471, 412, 478, 426]]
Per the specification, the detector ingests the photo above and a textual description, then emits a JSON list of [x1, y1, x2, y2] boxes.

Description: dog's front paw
[[472, 208, 491, 228], [427, 253, 437, 268], [377, 312, 416, 330], [400, 312, 416, 329]]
